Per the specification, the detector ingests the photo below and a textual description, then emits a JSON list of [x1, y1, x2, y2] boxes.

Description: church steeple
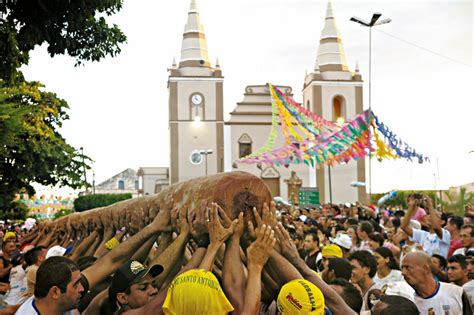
[[316, 0, 349, 72], [179, 0, 211, 68]]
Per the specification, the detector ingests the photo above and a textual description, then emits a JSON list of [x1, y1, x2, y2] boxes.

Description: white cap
[[408, 219, 421, 230], [46, 245, 67, 259], [330, 233, 352, 250]]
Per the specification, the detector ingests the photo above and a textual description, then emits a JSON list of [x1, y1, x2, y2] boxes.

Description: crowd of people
[[0, 193, 472, 314]]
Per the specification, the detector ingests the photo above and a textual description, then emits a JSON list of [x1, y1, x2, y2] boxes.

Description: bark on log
[[43, 171, 272, 232]]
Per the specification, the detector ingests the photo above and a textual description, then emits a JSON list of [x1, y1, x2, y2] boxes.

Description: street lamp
[[199, 149, 213, 176], [350, 13, 391, 200], [80, 147, 88, 194]]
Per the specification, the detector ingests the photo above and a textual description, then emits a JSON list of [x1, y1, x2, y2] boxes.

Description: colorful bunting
[[237, 84, 429, 167]]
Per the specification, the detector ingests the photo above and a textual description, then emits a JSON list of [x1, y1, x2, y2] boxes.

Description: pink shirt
[[413, 207, 427, 222]]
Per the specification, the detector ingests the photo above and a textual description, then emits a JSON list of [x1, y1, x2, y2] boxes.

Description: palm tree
[[440, 187, 474, 215]]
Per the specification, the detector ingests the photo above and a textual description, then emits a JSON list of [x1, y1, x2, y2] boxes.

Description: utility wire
[[374, 28, 472, 68]]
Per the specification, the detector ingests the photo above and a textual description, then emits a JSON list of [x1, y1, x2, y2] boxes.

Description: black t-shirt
[[304, 250, 321, 271], [0, 256, 11, 283]]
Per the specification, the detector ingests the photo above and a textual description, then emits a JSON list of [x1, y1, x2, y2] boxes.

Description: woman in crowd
[[373, 246, 404, 287]]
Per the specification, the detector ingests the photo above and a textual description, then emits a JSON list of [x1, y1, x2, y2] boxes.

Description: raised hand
[[189, 200, 209, 240], [177, 205, 190, 235], [150, 207, 172, 233], [274, 223, 300, 262], [246, 224, 276, 270], [208, 203, 236, 245]]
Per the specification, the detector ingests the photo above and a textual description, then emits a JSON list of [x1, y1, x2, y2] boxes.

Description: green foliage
[[440, 187, 474, 216], [0, 0, 126, 212], [0, 0, 127, 82], [371, 190, 441, 209], [1, 201, 28, 221], [53, 208, 74, 220], [74, 193, 132, 212], [0, 81, 91, 210]]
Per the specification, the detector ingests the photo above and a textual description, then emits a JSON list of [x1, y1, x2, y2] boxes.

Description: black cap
[[108, 260, 163, 306]]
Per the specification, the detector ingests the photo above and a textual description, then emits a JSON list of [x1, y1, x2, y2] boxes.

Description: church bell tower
[[168, 0, 224, 184], [302, 0, 367, 203]]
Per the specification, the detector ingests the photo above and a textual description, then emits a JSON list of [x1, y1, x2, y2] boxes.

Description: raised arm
[[401, 195, 418, 237], [424, 194, 443, 239], [199, 203, 236, 271], [242, 225, 275, 315], [82, 204, 171, 289], [275, 223, 357, 315], [222, 212, 246, 314]]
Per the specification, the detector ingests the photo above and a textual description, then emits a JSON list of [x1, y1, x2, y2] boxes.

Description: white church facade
[[153, 0, 367, 204]]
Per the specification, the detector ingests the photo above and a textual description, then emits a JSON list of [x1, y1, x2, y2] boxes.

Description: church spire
[[316, 0, 349, 72], [179, 0, 211, 68]]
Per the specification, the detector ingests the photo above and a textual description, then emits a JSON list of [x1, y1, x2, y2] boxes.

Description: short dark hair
[[348, 250, 377, 278], [448, 254, 467, 269], [34, 256, 79, 298], [328, 258, 352, 281], [379, 295, 419, 315], [347, 218, 359, 225], [304, 232, 319, 244], [359, 221, 373, 234], [431, 254, 447, 269], [24, 246, 46, 266], [368, 232, 385, 247], [461, 224, 474, 237], [329, 278, 363, 313], [448, 216, 464, 231]]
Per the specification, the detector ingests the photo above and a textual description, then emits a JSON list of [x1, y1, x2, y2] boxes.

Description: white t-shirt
[[373, 269, 404, 288], [15, 296, 75, 315], [4, 265, 27, 305], [463, 280, 474, 310], [410, 228, 451, 258], [413, 282, 464, 315]]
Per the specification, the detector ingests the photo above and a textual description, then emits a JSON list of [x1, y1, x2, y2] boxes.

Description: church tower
[[302, 0, 367, 203], [168, 0, 224, 184]]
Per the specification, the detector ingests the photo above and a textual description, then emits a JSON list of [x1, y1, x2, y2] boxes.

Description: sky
[[21, 0, 473, 196]]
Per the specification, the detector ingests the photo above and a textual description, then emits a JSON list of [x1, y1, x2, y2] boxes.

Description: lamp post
[[199, 149, 213, 176], [80, 147, 88, 194], [350, 13, 391, 201]]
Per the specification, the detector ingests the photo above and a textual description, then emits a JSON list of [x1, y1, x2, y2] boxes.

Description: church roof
[[179, 0, 211, 69], [316, 0, 349, 72]]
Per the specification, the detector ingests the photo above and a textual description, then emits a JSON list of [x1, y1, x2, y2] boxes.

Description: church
[[140, 0, 367, 204]]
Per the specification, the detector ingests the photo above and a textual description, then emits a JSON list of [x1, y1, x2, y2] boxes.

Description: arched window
[[332, 95, 346, 123], [118, 180, 125, 190], [238, 133, 252, 158], [306, 100, 311, 111]]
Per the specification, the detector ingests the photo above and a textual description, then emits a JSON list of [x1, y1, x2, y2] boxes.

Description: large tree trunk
[[42, 171, 272, 234]]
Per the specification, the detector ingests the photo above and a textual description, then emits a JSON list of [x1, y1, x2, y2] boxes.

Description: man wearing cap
[[276, 279, 326, 315], [108, 260, 163, 313], [330, 233, 352, 258], [18, 206, 174, 315], [275, 224, 357, 315], [45, 245, 73, 260]]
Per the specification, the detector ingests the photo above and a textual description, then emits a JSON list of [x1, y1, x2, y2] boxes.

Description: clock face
[[191, 94, 203, 105], [189, 150, 203, 165]]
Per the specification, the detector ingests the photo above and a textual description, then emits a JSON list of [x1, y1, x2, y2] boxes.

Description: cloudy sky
[[22, 0, 473, 194]]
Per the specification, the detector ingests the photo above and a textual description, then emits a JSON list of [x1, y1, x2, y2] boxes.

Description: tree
[[0, 81, 90, 211], [440, 187, 474, 216], [1, 0, 127, 212], [0, 0, 127, 83]]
